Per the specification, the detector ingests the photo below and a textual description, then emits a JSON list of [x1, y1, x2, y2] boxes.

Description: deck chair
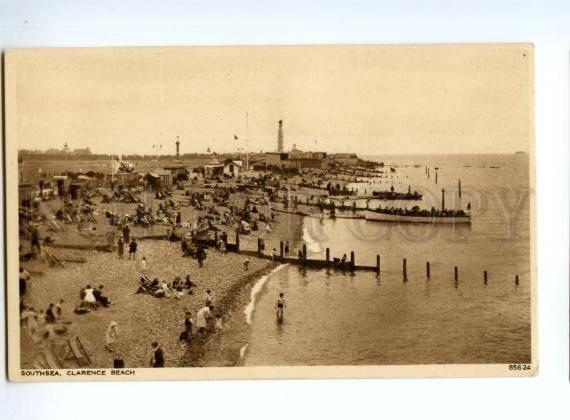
[[62, 336, 91, 366], [32, 348, 62, 369]]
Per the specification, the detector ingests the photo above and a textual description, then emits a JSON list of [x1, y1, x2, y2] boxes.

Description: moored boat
[[364, 209, 471, 224]]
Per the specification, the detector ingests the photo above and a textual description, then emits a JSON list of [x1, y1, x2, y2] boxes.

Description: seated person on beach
[[184, 275, 197, 293], [83, 285, 97, 308], [45, 303, 56, 324], [93, 285, 111, 307], [172, 276, 183, 291]]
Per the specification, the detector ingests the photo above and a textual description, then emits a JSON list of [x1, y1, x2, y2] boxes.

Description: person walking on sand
[[117, 237, 124, 259], [128, 239, 138, 260], [105, 321, 118, 352], [204, 289, 213, 307], [243, 259, 250, 271], [275, 293, 286, 322], [180, 311, 194, 342], [150, 342, 165, 367], [122, 224, 130, 243], [141, 256, 148, 274], [196, 305, 213, 335]]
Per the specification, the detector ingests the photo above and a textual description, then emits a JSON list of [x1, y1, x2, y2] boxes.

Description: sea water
[[242, 154, 531, 366]]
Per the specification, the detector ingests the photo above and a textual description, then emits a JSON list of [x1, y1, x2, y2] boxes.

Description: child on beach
[[205, 289, 213, 307], [214, 314, 223, 333], [275, 293, 286, 322]]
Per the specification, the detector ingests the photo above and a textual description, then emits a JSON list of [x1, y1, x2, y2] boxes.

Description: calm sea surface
[[243, 154, 531, 366]]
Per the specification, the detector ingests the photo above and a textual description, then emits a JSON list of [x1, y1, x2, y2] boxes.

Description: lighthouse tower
[[277, 120, 284, 152], [175, 138, 180, 158]]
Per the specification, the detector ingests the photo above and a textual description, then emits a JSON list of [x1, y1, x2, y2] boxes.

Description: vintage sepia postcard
[[4, 44, 536, 381]]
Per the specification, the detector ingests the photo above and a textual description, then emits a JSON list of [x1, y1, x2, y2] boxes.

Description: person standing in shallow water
[[275, 293, 286, 322]]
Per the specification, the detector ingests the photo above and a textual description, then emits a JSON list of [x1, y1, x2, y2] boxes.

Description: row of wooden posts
[[243, 234, 520, 285]]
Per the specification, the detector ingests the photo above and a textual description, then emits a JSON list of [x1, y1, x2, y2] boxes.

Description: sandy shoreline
[[20, 195, 305, 369]]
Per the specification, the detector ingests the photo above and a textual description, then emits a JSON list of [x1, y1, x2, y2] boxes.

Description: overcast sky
[[10, 44, 532, 155]]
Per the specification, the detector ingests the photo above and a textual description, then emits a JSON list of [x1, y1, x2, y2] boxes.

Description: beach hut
[[18, 183, 33, 207], [223, 160, 243, 177], [145, 170, 173, 191], [52, 175, 71, 197], [69, 175, 94, 199]]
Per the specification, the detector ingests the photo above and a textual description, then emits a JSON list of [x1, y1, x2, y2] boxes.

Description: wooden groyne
[[228, 234, 523, 285]]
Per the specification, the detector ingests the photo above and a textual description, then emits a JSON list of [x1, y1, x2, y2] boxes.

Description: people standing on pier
[[117, 237, 124, 259], [176, 212, 182, 225], [150, 342, 165, 368], [128, 239, 138, 260], [275, 293, 286, 322], [284, 241, 290, 254]]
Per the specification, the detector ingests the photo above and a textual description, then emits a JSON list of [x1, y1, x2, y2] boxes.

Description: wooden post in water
[[214, 231, 219, 243], [353, 201, 357, 212], [306, 197, 309, 205], [280, 241, 284, 260], [235, 233, 240, 251], [403, 258, 408, 282], [350, 251, 355, 272], [376, 255, 380, 275], [426, 261, 430, 279], [515, 275, 519, 286], [326, 248, 330, 266], [257, 238, 261, 255], [441, 188, 445, 211], [484, 270, 488, 285], [454, 266, 458, 282], [302, 244, 307, 262], [458, 179, 462, 198]]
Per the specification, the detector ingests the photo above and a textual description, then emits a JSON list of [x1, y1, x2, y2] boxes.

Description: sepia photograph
[[4, 44, 536, 381]]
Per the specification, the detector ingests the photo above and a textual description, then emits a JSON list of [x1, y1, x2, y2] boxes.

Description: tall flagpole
[[245, 112, 249, 172]]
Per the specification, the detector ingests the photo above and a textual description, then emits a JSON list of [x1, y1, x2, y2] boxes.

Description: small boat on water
[[364, 209, 471, 224]]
